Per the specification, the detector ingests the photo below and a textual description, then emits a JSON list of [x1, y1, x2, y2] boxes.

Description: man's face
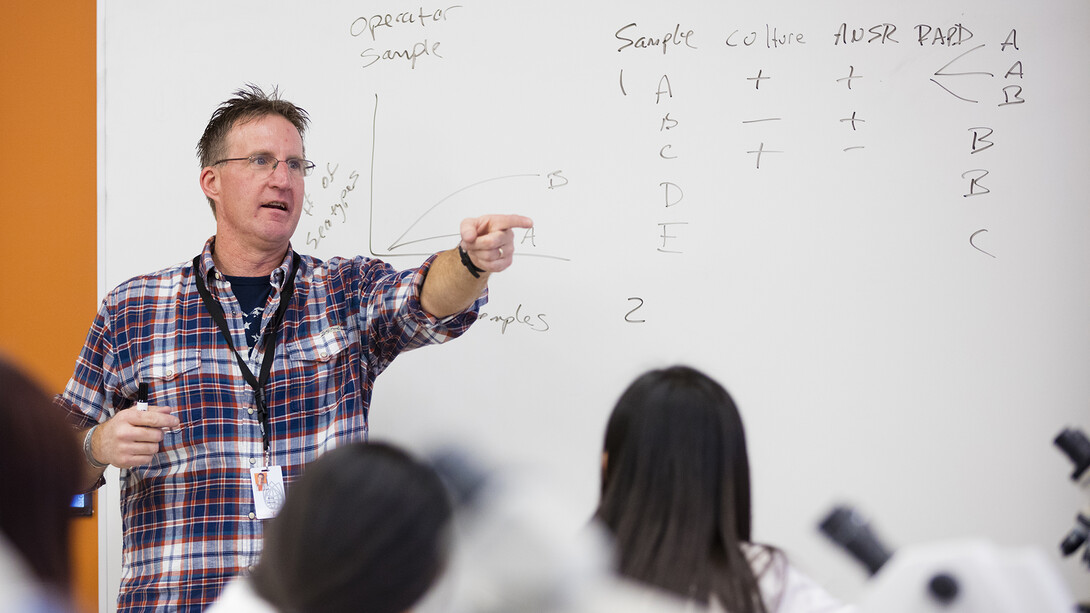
[[203, 114, 306, 255]]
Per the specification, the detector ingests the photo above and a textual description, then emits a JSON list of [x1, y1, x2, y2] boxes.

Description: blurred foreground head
[[252, 441, 453, 613], [0, 356, 82, 591]]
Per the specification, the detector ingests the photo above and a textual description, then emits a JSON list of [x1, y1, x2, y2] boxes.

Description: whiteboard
[[100, 0, 1090, 607]]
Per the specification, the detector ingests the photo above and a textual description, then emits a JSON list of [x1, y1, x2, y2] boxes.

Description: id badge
[[250, 465, 286, 519]]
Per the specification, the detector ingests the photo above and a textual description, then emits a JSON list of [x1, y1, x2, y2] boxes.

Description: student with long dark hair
[[595, 366, 853, 613], [208, 441, 453, 613]]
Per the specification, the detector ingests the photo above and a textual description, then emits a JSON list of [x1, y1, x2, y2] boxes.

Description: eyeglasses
[[212, 154, 316, 178]]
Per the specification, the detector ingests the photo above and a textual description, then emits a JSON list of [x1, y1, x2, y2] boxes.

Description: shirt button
[[249, 457, 257, 465], [248, 512, 256, 520], [318, 351, 328, 360], [216, 272, 224, 280], [247, 408, 255, 415]]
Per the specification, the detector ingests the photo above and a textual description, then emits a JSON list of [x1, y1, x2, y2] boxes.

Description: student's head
[[0, 356, 82, 590], [595, 365, 765, 612], [251, 441, 452, 613], [197, 84, 311, 221]]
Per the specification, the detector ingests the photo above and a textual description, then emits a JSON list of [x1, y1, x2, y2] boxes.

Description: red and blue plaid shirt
[[56, 238, 483, 612]]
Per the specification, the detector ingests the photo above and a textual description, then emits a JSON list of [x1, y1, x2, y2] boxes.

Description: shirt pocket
[[135, 348, 202, 412], [132, 348, 202, 471], [285, 325, 350, 414]]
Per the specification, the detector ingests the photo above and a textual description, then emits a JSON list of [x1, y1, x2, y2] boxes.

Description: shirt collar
[[196, 237, 302, 289]]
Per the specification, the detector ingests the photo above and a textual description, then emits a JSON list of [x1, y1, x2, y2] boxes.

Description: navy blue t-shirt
[[225, 275, 271, 348]]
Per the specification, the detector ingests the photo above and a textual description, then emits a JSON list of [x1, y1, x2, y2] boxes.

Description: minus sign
[[741, 118, 782, 124], [843, 146, 866, 152]]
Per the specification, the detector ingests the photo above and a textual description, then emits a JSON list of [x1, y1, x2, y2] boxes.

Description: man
[[56, 85, 532, 611]]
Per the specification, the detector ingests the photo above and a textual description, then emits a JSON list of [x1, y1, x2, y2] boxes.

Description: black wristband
[[458, 245, 485, 278]]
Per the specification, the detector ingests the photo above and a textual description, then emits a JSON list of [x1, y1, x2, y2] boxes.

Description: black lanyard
[[192, 254, 300, 455]]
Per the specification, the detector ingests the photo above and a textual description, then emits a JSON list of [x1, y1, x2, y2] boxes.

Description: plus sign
[[747, 69, 771, 90], [746, 142, 784, 169], [840, 111, 865, 130], [837, 65, 862, 90]]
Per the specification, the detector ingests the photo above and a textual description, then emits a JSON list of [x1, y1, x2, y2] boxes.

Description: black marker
[[136, 382, 149, 411]]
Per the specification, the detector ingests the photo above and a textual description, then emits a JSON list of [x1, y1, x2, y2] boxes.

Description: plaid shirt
[[57, 238, 483, 612]]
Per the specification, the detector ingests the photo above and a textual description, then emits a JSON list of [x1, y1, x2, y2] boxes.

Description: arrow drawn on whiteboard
[[929, 44, 994, 103], [365, 93, 570, 261], [969, 229, 996, 258]]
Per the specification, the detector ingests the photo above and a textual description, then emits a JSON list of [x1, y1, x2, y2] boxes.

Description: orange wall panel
[[0, 2, 99, 612]]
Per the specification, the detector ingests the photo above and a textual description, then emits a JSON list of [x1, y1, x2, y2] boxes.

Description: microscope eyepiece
[[1054, 428, 1090, 481], [818, 505, 893, 576]]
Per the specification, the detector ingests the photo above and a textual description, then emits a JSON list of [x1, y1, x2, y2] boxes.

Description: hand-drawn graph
[[363, 94, 571, 262]]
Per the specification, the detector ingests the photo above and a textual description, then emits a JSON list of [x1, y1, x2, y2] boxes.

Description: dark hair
[[594, 365, 772, 613], [0, 356, 82, 589], [251, 442, 453, 613], [196, 84, 310, 213]]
